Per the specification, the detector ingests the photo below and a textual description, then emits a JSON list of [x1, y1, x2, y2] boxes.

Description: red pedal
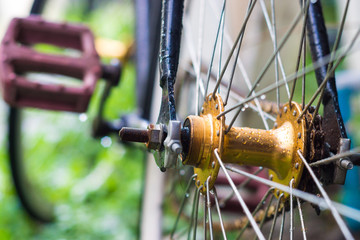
[[0, 16, 101, 112]]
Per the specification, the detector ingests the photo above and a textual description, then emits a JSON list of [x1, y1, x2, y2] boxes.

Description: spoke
[[268, 193, 283, 240], [270, 0, 280, 111], [246, 0, 311, 98], [213, 188, 227, 240], [220, 167, 264, 206], [205, 0, 227, 97], [289, 0, 309, 106], [237, 187, 275, 239], [188, 186, 201, 240], [309, 147, 360, 167], [204, 193, 207, 240], [217, 2, 226, 84], [183, 16, 206, 98], [225, 164, 360, 222], [278, 203, 286, 240], [217, 40, 360, 119], [195, 0, 206, 115], [296, 197, 307, 240], [259, 0, 290, 97], [298, 26, 360, 120], [255, 194, 274, 240], [212, 0, 258, 98], [302, 0, 350, 120], [214, 149, 265, 240], [290, 178, 295, 240], [208, 0, 272, 129], [206, 177, 214, 240], [224, 0, 253, 105], [297, 150, 354, 240], [171, 174, 197, 238]]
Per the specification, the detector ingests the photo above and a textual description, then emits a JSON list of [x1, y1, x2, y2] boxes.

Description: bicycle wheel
[[161, 0, 360, 239], [8, 107, 107, 222]]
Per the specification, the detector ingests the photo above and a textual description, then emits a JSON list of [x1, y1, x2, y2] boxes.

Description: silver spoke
[[270, 0, 280, 111], [297, 197, 307, 240], [298, 26, 360, 120], [220, 167, 264, 206], [309, 147, 360, 167], [246, 0, 311, 98], [297, 150, 354, 240], [225, 164, 360, 222], [212, 0, 258, 98], [259, 0, 290, 97], [255, 194, 274, 240], [217, 40, 360, 119], [208, 0, 272, 128], [268, 193, 283, 240], [279, 204, 286, 240], [205, 0, 227, 97], [171, 174, 197, 238], [195, 0, 206, 115], [290, 178, 295, 240], [206, 177, 214, 240], [237, 187, 275, 239], [213, 188, 227, 240], [214, 149, 265, 240]]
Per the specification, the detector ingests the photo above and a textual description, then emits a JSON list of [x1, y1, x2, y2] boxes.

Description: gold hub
[[182, 95, 306, 198], [182, 94, 225, 193]]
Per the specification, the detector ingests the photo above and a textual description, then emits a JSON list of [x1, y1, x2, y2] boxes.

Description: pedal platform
[[0, 16, 102, 112]]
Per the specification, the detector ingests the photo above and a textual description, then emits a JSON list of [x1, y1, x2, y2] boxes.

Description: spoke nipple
[[216, 130, 220, 136], [211, 161, 215, 168], [298, 132, 301, 139], [196, 180, 200, 186], [201, 107, 204, 114], [215, 104, 219, 109], [274, 123, 278, 128], [209, 95, 212, 101], [284, 107, 288, 113], [295, 163, 299, 169], [269, 174, 273, 181], [276, 190, 280, 195], [293, 110, 297, 116]]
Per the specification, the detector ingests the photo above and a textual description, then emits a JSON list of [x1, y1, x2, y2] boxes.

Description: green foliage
[[0, 1, 143, 239]]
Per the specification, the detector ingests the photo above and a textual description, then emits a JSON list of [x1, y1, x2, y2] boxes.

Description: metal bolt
[[276, 190, 280, 195], [119, 127, 149, 143], [211, 161, 215, 168], [298, 132, 301, 139], [209, 95, 212, 101], [284, 107, 287, 113], [201, 107, 204, 114], [295, 163, 299, 169], [274, 123, 278, 128], [340, 159, 353, 170], [269, 174, 273, 180], [215, 104, 219, 109], [293, 110, 297, 116], [197, 180, 200, 186], [216, 130, 220, 136], [171, 143, 182, 154]]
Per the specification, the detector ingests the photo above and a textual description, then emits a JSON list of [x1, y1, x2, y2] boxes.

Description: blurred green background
[[0, 0, 145, 239]]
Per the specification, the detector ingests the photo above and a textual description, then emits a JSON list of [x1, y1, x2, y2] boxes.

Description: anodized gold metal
[[182, 94, 224, 193], [183, 95, 306, 198], [268, 102, 306, 198]]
